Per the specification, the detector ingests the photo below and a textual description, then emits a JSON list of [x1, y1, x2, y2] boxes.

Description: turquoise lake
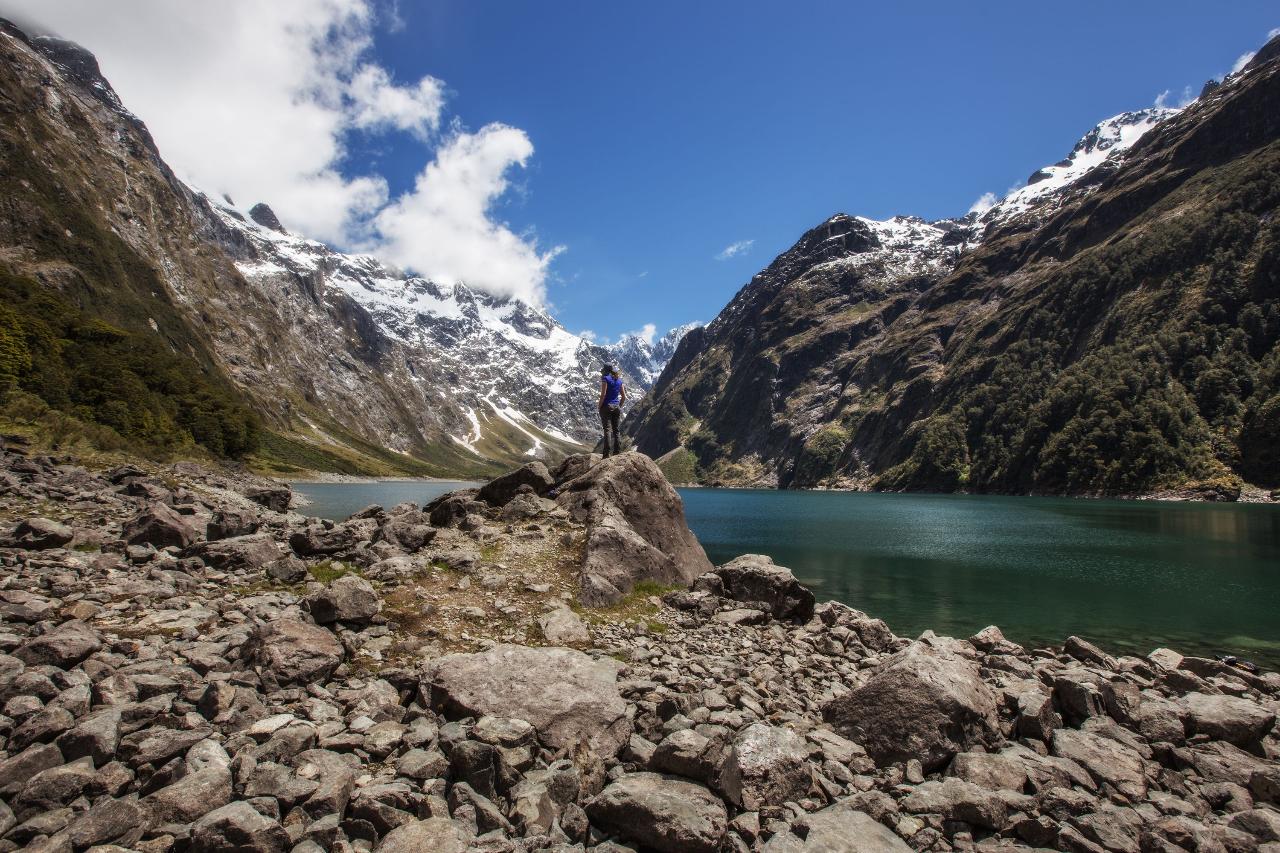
[[291, 481, 1280, 668]]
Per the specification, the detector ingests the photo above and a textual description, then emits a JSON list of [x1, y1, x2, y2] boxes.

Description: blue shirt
[[602, 375, 623, 406]]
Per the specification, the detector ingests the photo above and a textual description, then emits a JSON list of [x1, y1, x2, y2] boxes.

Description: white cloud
[[1153, 86, 1196, 109], [968, 192, 998, 215], [577, 329, 598, 343], [363, 123, 563, 303], [715, 239, 754, 260], [1231, 51, 1256, 74], [630, 323, 657, 346], [1270, 27, 1280, 40], [7, 0, 558, 305], [348, 65, 445, 138]]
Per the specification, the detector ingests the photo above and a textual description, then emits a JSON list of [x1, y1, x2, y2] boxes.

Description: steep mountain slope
[[0, 22, 692, 475], [629, 39, 1280, 496]]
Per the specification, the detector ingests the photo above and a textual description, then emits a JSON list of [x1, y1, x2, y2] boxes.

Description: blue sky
[[360, 1, 1277, 340], [11, 1, 1278, 343]]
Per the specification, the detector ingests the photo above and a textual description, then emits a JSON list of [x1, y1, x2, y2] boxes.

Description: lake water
[[290, 481, 1280, 668]]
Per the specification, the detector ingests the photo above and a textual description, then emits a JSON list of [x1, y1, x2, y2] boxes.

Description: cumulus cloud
[[5, 0, 558, 304], [629, 323, 657, 345], [968, 192, 998, 215], [348, 65, 446, 138], [715, 239, 754, 260], [1153, 86, 1197, 109], [364, 123, 564, 303], [1230, 51, 1257, 75]]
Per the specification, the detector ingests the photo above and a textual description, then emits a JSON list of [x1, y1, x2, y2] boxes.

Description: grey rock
[[537, 607, 591, 645], [1052, 728, 1149, 801], [189, 800, 290, 852], [122, 503, 197, 549], [66, 795, 144, 848], [718, 722, 811, 809], [901, 777, 1009, 830], [7, 517, 74, 549], [245, 484, 291, 512], [305, 574, 381, 624], [478, 462, 555, 506], [377, 817, 472, 853], [207, 507, 260, 541], [555, 453, 713, 604], [189, 532, 282, 570], [1181, 692, 1276, 750], [822, 634, 999, 770], [0, 742, 64, 796], [265, 554, 309, 584], [586, 772, 727, 853], [142, 766, 233, 825], [422, 644, 630, 758], [15, 620, 102, 668], [710, 554, 816, 621], [243, 619, 344, 687], [761, 802, 913, 851]]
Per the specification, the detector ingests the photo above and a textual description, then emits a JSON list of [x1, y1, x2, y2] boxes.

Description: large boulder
[[586, 773, 727, 853], [189, 532, 282, 571], [373, 515, 437, 552], [822, 634, 999, 770], [122, 502, 198, 549], [709, 554, 815, 621], [189, 801, 289, 852], [206, 508, 260, 541], [1181, 693, 1276, 751], [478, 461, 555, 506], [718, 722, 812, 809], [245, 484, 291, 512], [555, 453, 713, 604], [304, 574, 381, 624], [6, 517, 74, 549], [378, 817, 472, 853], [762, 802, 913, 852], [901, 778, 1009, 830], [421, 645, 630, 759], [15, 620, 101, 668], [243, 619, 344, 687], [1051, 728, 1150, 801]]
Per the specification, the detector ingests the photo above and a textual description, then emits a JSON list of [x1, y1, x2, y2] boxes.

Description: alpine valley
[[0, 20, 696, 478], [628, 37, 1280, 499]]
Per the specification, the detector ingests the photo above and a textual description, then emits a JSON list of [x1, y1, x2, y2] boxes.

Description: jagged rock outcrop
[[554, 453, 713, 604]]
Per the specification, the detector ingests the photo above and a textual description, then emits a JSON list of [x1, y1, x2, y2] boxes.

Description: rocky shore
[[1, 439, 1278, 852]]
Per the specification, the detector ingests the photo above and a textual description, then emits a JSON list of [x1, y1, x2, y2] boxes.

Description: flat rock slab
[[587, 772, 727, 853], [763, 803, 913, 852], [421, 644, 630, 758]]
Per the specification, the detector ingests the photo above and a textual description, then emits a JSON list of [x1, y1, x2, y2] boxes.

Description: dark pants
[[600, 404, 621, 456]]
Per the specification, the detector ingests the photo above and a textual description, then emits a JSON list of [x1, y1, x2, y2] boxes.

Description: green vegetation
[[655, 446, 698, 484], [0, 267, 259, 457], [792, 424, 850, 487], [309, 560, 358, 583]]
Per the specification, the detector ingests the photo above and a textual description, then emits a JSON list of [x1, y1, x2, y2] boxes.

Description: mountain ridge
[[628, 35, 1280, 497], [0, 20, 696, 475]]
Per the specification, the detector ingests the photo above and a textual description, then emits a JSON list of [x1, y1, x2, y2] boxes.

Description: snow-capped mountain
[[606, 323, 704, 387], [627, 100, 1197, 486], [979, 107, 1180, 226], [205, 197, 695, 462], [1, 23, 697, 474]]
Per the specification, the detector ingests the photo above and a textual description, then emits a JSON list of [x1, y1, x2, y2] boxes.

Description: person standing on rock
[[598, 364, 625, 457]]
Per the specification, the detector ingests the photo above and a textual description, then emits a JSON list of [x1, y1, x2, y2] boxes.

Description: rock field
[[1, 437, 1278, 852]]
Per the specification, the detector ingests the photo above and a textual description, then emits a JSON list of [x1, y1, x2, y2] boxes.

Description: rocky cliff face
[[0, 22, 693, 476], [629, 37, 1280, 496]]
